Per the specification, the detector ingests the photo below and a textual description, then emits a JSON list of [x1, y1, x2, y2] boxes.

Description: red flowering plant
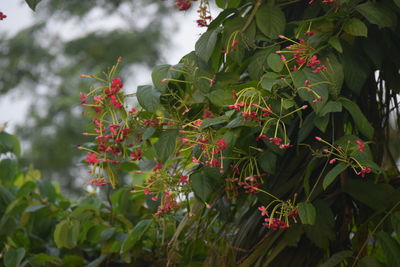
[[78, 0, 400, 265]]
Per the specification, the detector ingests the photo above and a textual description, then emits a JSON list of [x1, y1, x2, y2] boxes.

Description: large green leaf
[[343, 18, 368, 37], [256, 4, 286, 39], [120, 219, 153, 253], [298, 202, 316, 225], [25, 0, 42, 11], [54, 219, 80, 249], [340, 98, 374, 139], [4, 248, 25, 267], [342, 179, 399, 211], [155, 130, 179, 163], [195, 27, 222, 62], [190, 168, 220, 202], [318, 250, 353, 267], [136, 85, 161, 113], [267, 53, 283, 72], [0, 132, 21, 157], [322, 163, 347, 190], [377, 231, 400, 267], [356, 2, 396, 28]]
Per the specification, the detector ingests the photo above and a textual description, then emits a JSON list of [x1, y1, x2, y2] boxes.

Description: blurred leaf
[[120, 219, 153, 253], [0, 132, 21, 157], [195, 27, 222, 62], [323, 163, 347, 190], [340, 98, 374, 139], [256, 4, 286, 39], [356, 2, 396, 28], [25, 0, 42, 11], [267, 53, 283, 72], [190, 168, 220, 202], [298, 202, 316, 225], [377, 231, 400, 267], [318, 250, 352, 267], [344, 18, 368, 37], [4, 247, 25, 267], [137, 85, 161, 112], [155, 130, 178, 163]]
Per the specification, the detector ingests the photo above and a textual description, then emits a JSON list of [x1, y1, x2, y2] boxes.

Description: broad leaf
[[298, 202, 316, 225], [195, 27, 222, 62], [318, 250, 353, 267], [120, 219, 153, 253], [256, 4, 286, 39], [323, 163, 347, 190], [356, 2, 396, 28], [155, 130, 179, 163], [25, 0, 42, 11], [377, 231, 400, 267], [0, 132, 21, 157], [267, 53, 283, 72], [4, 248, 25, 267], [136, 85, 161, 112], [340, 98, 374, 139], [190, 168, 220, 202], [343, 18, 368, 37]]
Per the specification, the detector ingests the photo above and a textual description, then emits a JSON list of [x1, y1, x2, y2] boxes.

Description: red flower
[[0, 12, 7, 20], [175, 0, 192, 11], [130, 149, 143, 161], [179, 175, 189, 185], [85, 152, 99, 165], [258, 206, 269, 216], [356, 140, 365, 152], [216, 138, 228, 151], [357, 166, 372, 177], [153, 162, 163, 171]]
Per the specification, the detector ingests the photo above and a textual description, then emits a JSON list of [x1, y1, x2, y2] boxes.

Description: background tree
[[0, 0, 171, 195]]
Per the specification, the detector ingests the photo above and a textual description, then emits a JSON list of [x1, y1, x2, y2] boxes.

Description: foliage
[[2, 0, 400, 266]]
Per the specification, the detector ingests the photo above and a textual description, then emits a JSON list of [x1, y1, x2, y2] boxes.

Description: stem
[[241, 0, 262, 33]]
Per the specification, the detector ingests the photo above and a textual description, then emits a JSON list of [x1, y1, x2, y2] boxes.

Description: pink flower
[[0, 12, 7, 20], [315, 136, 322, 141], [216, 138, 228, 151], [357, 166, 372, 177], [179, 175, 189, 185], [85, 152, 99, 165], [258, 206, 269, 216], [329, 159, 336, 164], [153, 162, 163, 171], [356, 140, 365, 152], [130, 149, 143, 161]]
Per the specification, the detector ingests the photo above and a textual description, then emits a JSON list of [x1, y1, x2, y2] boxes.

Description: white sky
[[0, 1, 218, 132]]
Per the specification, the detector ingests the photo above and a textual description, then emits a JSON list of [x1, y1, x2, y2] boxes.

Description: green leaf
[[0, 159, 18, 184], [207, 89, 235, 106], [377, 231, 400, 267], [151, 64, 181, 93], [356, 2, 396, 28], [0, 132, 21, 157], [155, 130, 178, 163], [136, 85, 161, 113], [25, 0, 42, 11], [256, 4, 286, 39], [391, 211, 400, 237], [304, 200, 335, 249], [261, 72, 280, 91], [324, 55, 344, 98], [357, 256, 385, 267], [340, 98, 374, 139], [267, 53, 283, 72], [195, 27, 222, 62], [86, 255, 107, 267], [258, 150, 277, 174], [342, 179, 399, 211], [313, 115, 329, 133], [4, 248, 25, 267], [54, 219, 80, 249], [25, 204, 46, 213], [227, 0, 241, 8], [190, 168, 220, 202], [395, 0, 400, 8], [323, 163, 347, 190], [341, 52, 368, 95], [298, 202, 316, 225], [318, 250, 353, 267], [320, 101, 342, 117], [216, 0, 225, 8], [344, 18, 368, 37], [120, 219, 153, 253], [328, 37, 343, 53]]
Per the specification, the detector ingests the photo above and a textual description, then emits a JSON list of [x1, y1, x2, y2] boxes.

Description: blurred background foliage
[[0, 0, 172, 195]]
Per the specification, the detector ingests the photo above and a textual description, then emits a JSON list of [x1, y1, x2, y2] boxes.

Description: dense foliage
[[2, 0, 400, 266]]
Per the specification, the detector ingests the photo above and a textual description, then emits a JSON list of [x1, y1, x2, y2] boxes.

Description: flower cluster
[[0, 12, 7, 20], [196, 0, 212, 27], [278, 35, 327, 73], [258, 196, 298, 230], [316, 137, 373, 178], [85, 178, 111, 186]]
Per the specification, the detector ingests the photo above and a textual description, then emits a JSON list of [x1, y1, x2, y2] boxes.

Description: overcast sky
[[0, 1, 215, 132]]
